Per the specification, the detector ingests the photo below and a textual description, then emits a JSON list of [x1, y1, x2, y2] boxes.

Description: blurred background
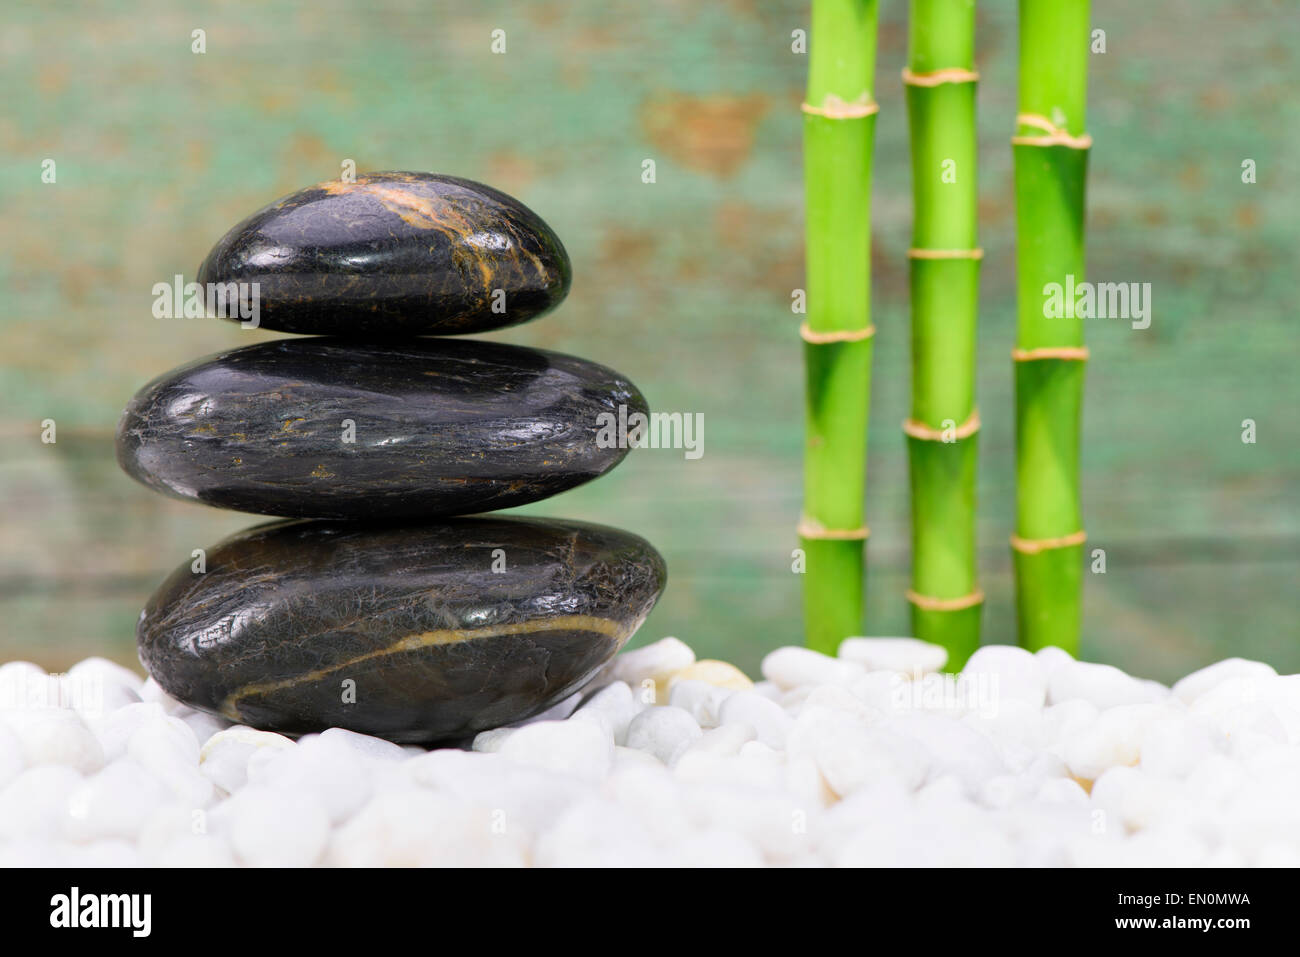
[[1, 0, 1296, 682]]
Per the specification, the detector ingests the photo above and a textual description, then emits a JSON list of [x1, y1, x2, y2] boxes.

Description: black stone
[[115, 337, 644, 519], [137, 517, 666, 743], [196, 172, 571, 337]]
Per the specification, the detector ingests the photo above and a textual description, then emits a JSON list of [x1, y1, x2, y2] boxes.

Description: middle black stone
[[115, 337, 644, 520]]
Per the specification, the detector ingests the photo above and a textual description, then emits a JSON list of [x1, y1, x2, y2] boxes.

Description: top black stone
[[196, 172, 572, 337]]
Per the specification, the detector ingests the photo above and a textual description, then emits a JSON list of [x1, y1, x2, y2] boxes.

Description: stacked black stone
[[116, 173, 665, 744]]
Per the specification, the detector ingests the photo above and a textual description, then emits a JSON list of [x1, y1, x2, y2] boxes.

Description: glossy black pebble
[[138, 517, 666, 743], [115, 337, 645, 519], [197, 171, 571, 337]]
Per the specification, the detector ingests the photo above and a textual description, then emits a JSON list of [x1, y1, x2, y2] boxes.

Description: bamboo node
[[901, 67, 980, 87], [1011, 346, 1090, 362], [905, 588, 985, 612], [1011, 113, 1092, 149], [907, 247, 984, 261], [798, 516, 870, 541], [801, 94, 879, 120], [800, 323, 876, 344], [1010, 530, 1087, 554], [902, 409, 980, 443]]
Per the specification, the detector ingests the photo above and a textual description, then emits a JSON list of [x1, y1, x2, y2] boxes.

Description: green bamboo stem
[[904, 0, 982, 668], [1013, 0, 1090, 653], [801, 0, 878, 655]]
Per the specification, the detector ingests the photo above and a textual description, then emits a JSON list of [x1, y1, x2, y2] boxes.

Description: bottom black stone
[[137, 516, 666, 744]]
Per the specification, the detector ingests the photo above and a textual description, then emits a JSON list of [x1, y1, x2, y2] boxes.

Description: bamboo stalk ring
[[901, 67, 980, 86], [801, 95, 880, 120], [902, 409, 980, 442], [1011, 346, 1090, 361], [798, 516, 870, 541], [1011, 112, 1092, 149], [800, 323, 875, 344], [1010, 530, 1087, 554], [908, 247, 984, 260], [905, 588, 985, 612]]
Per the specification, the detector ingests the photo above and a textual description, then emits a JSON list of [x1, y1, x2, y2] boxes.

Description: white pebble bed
[[2, 637, 1299, 866]]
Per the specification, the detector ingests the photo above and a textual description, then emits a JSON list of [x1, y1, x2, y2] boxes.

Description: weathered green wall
[[1, 0, 1296, 681]]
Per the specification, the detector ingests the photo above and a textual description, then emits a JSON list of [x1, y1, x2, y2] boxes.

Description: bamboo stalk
[[1013, 0, 1090, 653], [904, 0, 982, 668], [801, 0, 878, 655]]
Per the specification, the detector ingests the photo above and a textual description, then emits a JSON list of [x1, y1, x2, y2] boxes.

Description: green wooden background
[[1, 0, 1296, 683]]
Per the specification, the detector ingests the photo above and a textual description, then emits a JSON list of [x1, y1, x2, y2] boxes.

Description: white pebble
[[65, 658, 144, 719], [89, 701, 167, 762], [318, 727, 407, 762], [228, 785, 330, 867], [405, 748, 586, 837], [668, 679, 732, 729], [848, 671, 906, 712], [1042, 698, 1100, 753], [802, 683, 878, 722], [668, 659, 753, 691], [153, 833, 237, 867], [963, 699, 1049, 759], [64, 760, 165, 843], [625, 706, 702, 765], [785, 753, 836, 810], [470, 727, 513, 752], [1138, 710, 1217, 777], [612, 745, 664, 771], [882, 713, 1004, 794], [68, 657, 143, 691], [1091, 765, 1186, 833], [128, 712, 212, 807], [7, 708, 104, 773], [1049, 659, 1165, 710], [681, 781, 806, 862], [0, 661, 49, 710], [761, 647, 863, 690], [838, 637, 948, 675], [1191, 676, 1283, 732], [734, 740, 786, 791], [684, 722, 756, 758], [603, 765, 691, 844], [1035, 644, 1075, 674], [1036, 777, 1090, 805], [535, 797, 663, 867], [330, 788, 526, 867], [139, 677, 194, 715], [1173, 658, 1277, 704], [497, 719, 613, 784], [248, 734, 373, 823], [666, 828, 763, 867], [182, 711, 231, 747], [575, 681, 639, 744], [1063, 704, 1165, 782], [567, 702, 614, 740], [67, 839, 143, 868], [0, 766, 84, 840], [778, 685, 816, 715], [1269, 674, 1300, 709], [603, 637, 695, 701], [963, 644, 1047, 708], [792, 710, 928, 798], [0, 724, 23, 790], [199, 726, 295, 795], [718, 691, 793, 749]]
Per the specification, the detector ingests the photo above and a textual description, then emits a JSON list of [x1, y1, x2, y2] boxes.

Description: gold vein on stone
[[219, 614, 628, 721]]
